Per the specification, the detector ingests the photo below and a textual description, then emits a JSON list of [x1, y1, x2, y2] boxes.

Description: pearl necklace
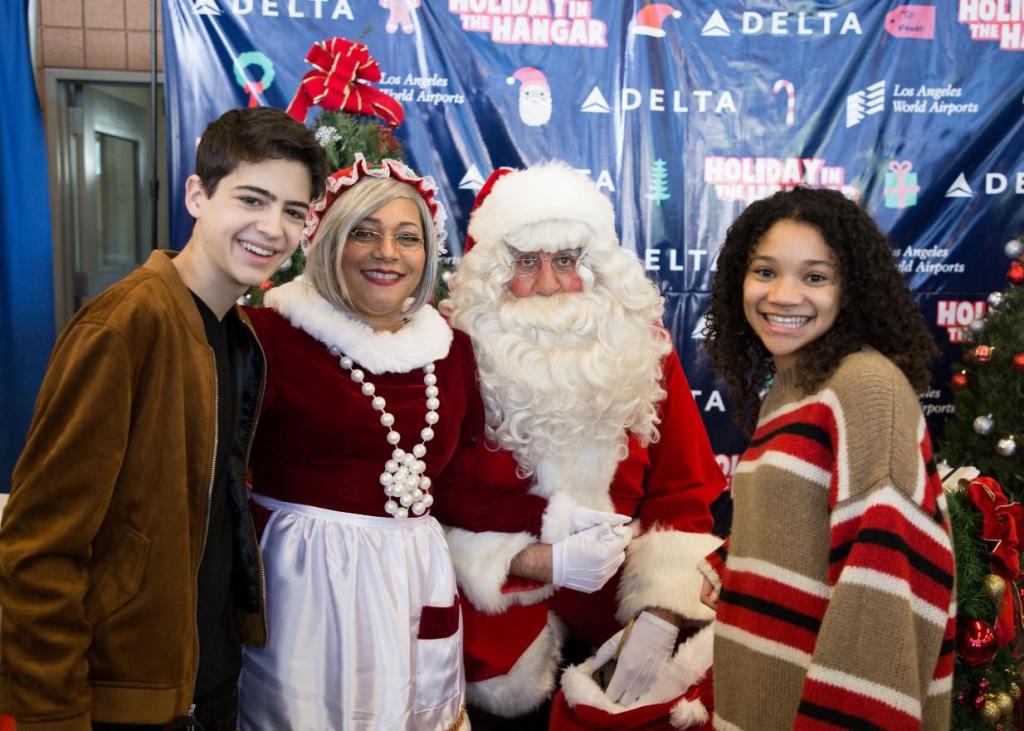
[[329, 346, 439, 518]]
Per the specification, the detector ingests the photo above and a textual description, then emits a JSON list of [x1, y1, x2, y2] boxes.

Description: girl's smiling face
[[742, 219, 841, 372]]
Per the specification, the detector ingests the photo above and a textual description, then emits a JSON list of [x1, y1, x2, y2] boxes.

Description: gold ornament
[[980, 699, 1001, 723], [995, 691, 1014, 716], [1009, 682, 1021, 701], [984, 573, 1007, 598]]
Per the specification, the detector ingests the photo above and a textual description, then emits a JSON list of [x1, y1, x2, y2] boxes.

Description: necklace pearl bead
[[331, 346, 440, 519]]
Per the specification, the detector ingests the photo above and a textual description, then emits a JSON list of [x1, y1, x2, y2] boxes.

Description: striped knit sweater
[[701, 350, 955, 730]]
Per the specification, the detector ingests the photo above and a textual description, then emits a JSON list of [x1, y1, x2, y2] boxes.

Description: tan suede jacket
[[0, 251, 267, 730]]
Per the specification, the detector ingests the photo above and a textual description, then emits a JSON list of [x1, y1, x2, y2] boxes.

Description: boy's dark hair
[[195, 107, 328, 201], [704, 186, 939, 434]]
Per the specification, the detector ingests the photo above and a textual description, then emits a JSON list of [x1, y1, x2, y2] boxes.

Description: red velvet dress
[[237, 281, 480, 730]]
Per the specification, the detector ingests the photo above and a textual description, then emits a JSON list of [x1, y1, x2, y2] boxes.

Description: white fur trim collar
[[265, 280, 453, 374]]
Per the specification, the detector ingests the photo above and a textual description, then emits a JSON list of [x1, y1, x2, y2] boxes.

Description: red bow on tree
[[967, 476, 1024, 646], [286, 38, 404, 126]]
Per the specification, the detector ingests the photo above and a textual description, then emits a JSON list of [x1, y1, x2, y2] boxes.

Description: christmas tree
[[645, 159, 670, 206], [940, 233, 1024, 729], [243, 38, 406, 307]]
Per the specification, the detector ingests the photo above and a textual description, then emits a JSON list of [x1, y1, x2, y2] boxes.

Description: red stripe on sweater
[[746, 404, 837, 475], [829, 505, 954, 605], [716, 570, 825, 655], [797, 677, 920, 729]]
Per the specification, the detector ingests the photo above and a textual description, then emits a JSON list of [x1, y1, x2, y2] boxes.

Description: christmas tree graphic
[[645, 159, 670, 206]]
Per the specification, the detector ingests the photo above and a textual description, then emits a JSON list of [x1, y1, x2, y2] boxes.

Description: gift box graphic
[[884, 160, 920, 209]]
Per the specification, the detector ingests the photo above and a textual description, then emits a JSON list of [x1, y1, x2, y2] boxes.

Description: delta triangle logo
[[459, 165, 485, 191], [945, 172, 973, 198], [192, 0, 221, 14], [701, 10, 731, 37], [581, 86, 611, 114]]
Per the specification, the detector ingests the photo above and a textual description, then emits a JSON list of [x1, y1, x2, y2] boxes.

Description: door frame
[[43, 68, 165, 329]]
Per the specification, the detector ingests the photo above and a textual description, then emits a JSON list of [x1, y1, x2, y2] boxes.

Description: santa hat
[[301, 153, 448, 254], [465, 162, 616, 258], [507, 66, 549, 91], [629, 3, 682, 37], [549, 623, 715, 730]]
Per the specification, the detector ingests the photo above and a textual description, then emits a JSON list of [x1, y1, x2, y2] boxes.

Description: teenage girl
[[700, 187, 955, 730]]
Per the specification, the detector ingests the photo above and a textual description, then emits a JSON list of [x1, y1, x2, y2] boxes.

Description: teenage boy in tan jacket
[[0, 107, 327, 730]]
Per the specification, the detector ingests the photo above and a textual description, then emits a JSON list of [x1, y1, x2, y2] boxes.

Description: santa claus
[[442, 162, 725, 728]]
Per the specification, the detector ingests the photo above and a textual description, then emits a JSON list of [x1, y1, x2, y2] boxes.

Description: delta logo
[[959, 0, 1024, 50], [459, 164, 616, 193], [700, 8, 863, 37], [580, 85, 738, 115], [449, 0, 608, 47], [945, 171, 1024, 198], [936, 300, 987, 343], [191, 0, 355, 19]]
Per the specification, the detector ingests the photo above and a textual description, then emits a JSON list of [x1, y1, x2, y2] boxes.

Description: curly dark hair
[[704, 187, 939, 434]]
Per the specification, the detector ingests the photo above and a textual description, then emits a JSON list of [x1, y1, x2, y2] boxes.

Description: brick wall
[[37, 0, 162, 71]]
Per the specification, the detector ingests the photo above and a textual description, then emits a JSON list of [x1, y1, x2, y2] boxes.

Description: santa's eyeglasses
[[509, 249, 585, 278]]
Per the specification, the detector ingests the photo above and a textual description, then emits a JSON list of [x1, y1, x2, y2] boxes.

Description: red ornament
[[959, 618, 997, 666], [974, 693, 987, 709], [979, 678, 991, 691], [259, 279, 274, 291], [1010, 262, 1024, 285], [951, 372, 969, 390], [975, 345, 994, 363], [956, 692, 967, 705], [1014, 353, 1024, 372]]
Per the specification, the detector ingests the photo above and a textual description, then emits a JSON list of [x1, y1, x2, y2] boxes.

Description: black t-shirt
[[190, 292, 242, 696]]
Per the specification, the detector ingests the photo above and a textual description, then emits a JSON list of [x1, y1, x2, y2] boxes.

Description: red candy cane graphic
[[773, 79, 795, 127]]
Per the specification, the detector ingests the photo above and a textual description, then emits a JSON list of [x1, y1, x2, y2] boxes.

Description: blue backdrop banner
[[163, 0, 1024, 480], [1, 0, 56, 489]]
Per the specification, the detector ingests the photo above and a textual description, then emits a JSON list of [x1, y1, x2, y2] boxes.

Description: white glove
[[569, 505, 632, 534], [551, 523, 631, 593], [605, 610, 679, 706]]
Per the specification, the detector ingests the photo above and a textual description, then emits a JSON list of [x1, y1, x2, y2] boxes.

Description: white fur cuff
[[539, 491, 579, 544], [445, 527, 552, 614], [616, 529, 723, 624]]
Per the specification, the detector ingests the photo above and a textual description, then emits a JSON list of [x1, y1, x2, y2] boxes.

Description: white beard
[[519, 95, 552, 126], [464, 288, 671, 509]]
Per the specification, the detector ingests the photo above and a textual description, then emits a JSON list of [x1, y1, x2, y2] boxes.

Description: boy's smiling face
[[185, 158, 312, 293]]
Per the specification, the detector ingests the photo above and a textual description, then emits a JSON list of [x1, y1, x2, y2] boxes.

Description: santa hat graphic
[[506, 66, 549, 91], [629, 3, 682, 37]]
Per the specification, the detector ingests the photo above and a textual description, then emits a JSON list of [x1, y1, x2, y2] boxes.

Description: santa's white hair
[[448, 162, 671, 478]]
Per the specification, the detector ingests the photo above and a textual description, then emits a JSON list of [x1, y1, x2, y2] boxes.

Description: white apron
[[239, 495, 466, 730]]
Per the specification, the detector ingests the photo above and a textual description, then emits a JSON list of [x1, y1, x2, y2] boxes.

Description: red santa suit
[[441, 162, 725, 726]]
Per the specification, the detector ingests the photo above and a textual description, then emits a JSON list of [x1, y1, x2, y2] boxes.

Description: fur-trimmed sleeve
[[615, 351, 726, 623]]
